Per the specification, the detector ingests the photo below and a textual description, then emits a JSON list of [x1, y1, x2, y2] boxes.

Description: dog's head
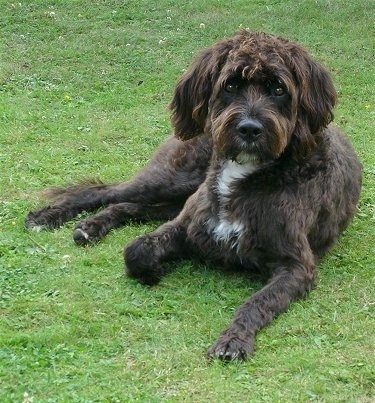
[[170, 31, 336, 162]]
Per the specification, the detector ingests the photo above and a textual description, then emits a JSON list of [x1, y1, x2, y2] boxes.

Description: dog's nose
[[236, 119, 263, 140]]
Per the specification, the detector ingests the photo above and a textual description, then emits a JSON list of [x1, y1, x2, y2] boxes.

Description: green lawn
[[1, 0, 374, 401]]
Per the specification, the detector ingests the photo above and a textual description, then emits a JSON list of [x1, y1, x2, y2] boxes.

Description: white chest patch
[[210, 218, 245, 245], [217, 158, 259, 198], [207, 156, 259, 247]]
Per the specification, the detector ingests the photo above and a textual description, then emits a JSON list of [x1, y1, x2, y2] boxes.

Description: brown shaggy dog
[[25, 31, 362, 361]]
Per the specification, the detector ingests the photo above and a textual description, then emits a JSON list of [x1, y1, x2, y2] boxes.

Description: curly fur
[[25, 31, 362, 361]]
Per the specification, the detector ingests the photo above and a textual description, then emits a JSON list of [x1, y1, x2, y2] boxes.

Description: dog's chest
[[206, 160, 258, 248]]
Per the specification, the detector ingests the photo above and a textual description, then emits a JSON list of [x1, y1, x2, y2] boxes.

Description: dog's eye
[[266, 81, 287, 97], [224, 82, 240, 93], [273, 86, 285, 96]]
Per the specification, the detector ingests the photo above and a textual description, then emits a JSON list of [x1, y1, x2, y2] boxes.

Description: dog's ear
[[295, 54, 337, 132], [170, 40, 233, 140], [290, 48, 337, 158]]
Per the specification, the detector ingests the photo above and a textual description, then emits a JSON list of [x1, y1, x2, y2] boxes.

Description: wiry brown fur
[[25, 31, 362, 361]]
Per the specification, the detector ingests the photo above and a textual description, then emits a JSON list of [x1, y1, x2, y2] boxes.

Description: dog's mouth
[[232, 151, 261, 165]]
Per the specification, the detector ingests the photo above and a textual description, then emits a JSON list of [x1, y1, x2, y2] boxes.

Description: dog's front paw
[[124, 237, 165, 286], [207, 330, 254, 361]]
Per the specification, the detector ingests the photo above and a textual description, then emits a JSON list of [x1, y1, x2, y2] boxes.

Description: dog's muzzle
[[231, 119, 263, 165], [232, 151, 261, 165], [236, 119, 263, 142]]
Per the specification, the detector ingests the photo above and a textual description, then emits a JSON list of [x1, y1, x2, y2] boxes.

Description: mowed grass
[[0, 0, 374, 401]]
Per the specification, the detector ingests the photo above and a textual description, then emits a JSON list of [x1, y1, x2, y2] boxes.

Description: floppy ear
[[170, 40, 233, 140], [296, 54, 337, 132], [290, 48, 337, 158]]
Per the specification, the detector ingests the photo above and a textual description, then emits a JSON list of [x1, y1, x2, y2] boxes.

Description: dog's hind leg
[[73, 202, 183, 245], [25, 135, 211, 231], [25, 181, 117, 231]]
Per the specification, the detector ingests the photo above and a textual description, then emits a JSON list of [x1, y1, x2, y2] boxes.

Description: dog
[[25, 31, 362, 361]]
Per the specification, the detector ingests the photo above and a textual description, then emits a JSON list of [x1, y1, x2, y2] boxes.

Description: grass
[[0, 0, 374, 401]]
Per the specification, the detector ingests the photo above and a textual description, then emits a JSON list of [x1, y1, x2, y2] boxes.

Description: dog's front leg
[[207, 264, 315, 361], [124, 221, 187, 286]]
